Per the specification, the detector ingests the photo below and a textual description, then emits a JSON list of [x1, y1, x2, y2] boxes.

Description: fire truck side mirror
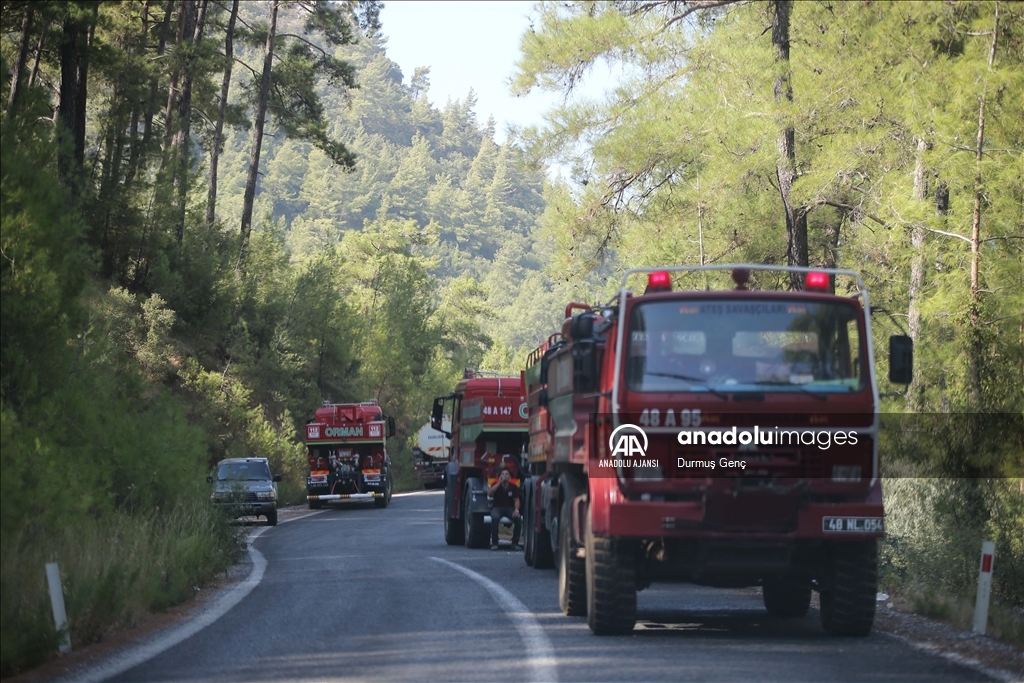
[[387, 416, 396, 438], [889, 335, 913, 384], [431, 398, 443, 431]]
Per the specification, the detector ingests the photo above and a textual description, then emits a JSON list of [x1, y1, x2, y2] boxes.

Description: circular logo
[[608, 424, 648, 457]]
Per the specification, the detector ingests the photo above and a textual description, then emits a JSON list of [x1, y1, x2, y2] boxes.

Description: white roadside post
[[45, 562, 72, 654], [972, 540, 996, 635]]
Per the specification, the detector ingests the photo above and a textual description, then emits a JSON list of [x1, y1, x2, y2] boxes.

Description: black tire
[[444, 484, 465, 545], [524, 480, 537, 567], [585, 512, 636, 634], [558, 479, 587, 616], [374, 476, 392, 508], [266, 508, 278, 526], [820, 540, 878, 637], [524, 480, 554, 568], [308, 498, 322, 510], [763, 578, 811, 617], [534, 502, 554, 569], [464, 485, 489, 548]]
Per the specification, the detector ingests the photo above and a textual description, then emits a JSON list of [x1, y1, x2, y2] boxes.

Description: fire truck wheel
[[443, 485, 465, 545], [585, 513, 636, 634], [464, 486, 489, 548], [308, 498, 322, 510], [266, 509, 278, 527], [374, 478, 392, 508], [762, 578, 811, 617], [524, 480, 554, 568], [820, 540, 878, 637], [533, 492, 554, 570], [558, 486, 587, 616], [524, 480, 537, 567]]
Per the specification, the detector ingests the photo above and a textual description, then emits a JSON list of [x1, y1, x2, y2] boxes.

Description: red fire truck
[[522, 265, 912, 636], [304, 400, 397, 509], [433, 371, 530, 548]]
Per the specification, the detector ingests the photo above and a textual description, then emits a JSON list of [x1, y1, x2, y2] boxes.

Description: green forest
[[1, 0, 1021, 673]]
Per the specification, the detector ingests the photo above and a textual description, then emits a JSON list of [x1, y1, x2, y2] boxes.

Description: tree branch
[[233, 56, 259, 79], [920, 226, 973, 244], [665, 0, 739, 27], [630, 0, 740, 27], [278, 33, 332, 60], [815, 199, 889, 228]]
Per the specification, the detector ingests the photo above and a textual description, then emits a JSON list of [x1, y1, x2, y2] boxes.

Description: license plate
[[823, 517, 884, 533]]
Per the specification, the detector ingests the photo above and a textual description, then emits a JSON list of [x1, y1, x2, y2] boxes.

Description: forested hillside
[[1, 0, 1021, 673], [0, 1, 583, 673]]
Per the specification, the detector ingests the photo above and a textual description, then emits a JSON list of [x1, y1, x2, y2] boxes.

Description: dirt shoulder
[[873, 602, 1023, 682]]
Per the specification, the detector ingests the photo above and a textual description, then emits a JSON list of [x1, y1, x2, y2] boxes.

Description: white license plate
[[823, 517, 884, 533]]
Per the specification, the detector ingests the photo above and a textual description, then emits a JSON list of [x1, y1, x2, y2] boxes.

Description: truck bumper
[[607, 500, 885, 539], [308, 493, 383, 502], [215, 502, 276, 517]]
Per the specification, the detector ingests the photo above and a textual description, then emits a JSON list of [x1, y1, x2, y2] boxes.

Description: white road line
[[59, 524, 281, 683], [393, 489, 444, 498], [430, 557, 558, 683]]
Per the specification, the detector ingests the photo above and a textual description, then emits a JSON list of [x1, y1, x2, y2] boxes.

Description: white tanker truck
[[413, 420, 449, 489]]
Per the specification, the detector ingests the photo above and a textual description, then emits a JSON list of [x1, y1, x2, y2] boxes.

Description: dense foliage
[[0, 0, 569, 673], [1, 0, 1021, 672]]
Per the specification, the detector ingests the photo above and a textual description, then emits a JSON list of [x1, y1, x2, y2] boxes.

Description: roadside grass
[[881, 477, 1024, 647], [899, 591, 1024, 646], [277, 476, 309, 506], [0, 489, 243, 677]]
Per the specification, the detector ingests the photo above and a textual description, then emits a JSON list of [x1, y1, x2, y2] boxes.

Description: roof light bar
[[805, 271, 830, 291], [646, 270, 672, 293]]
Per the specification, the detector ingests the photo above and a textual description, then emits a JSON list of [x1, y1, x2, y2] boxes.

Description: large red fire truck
[[521, 264, 913, 636], [432, 371, 530, 548], [304, 400, 397, 509]]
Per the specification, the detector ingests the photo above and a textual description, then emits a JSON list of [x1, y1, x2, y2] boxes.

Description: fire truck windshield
[[626, 298, 865, 393]]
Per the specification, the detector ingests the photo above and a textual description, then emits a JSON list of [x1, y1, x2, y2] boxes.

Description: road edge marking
[[393, 489, 443, 498], [430, 557, 557, 683], [878, 630, 1021, 683], [60, 528, 271, 683]]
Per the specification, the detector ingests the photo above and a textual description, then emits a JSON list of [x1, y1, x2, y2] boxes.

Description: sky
[[378, 1, 612, 143]]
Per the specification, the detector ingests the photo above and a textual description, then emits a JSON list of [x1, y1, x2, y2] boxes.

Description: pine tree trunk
[[127, 0, 174, 187], [968, 4, 999, 408], [238, 0, 279, 272], [6, 6, 34, 116], [123, 0, 151, 185], [27, 28, 44, 90], [172, 0, 208, 245], [206, 0, 239, 233], [769, 0, 807, 289], [908, 137, 929, 410], [163, 1, 193, 154], [58, 6, 95, 190]]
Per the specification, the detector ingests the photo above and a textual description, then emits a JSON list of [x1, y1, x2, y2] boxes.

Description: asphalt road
[[94, 491, 990, 683]]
